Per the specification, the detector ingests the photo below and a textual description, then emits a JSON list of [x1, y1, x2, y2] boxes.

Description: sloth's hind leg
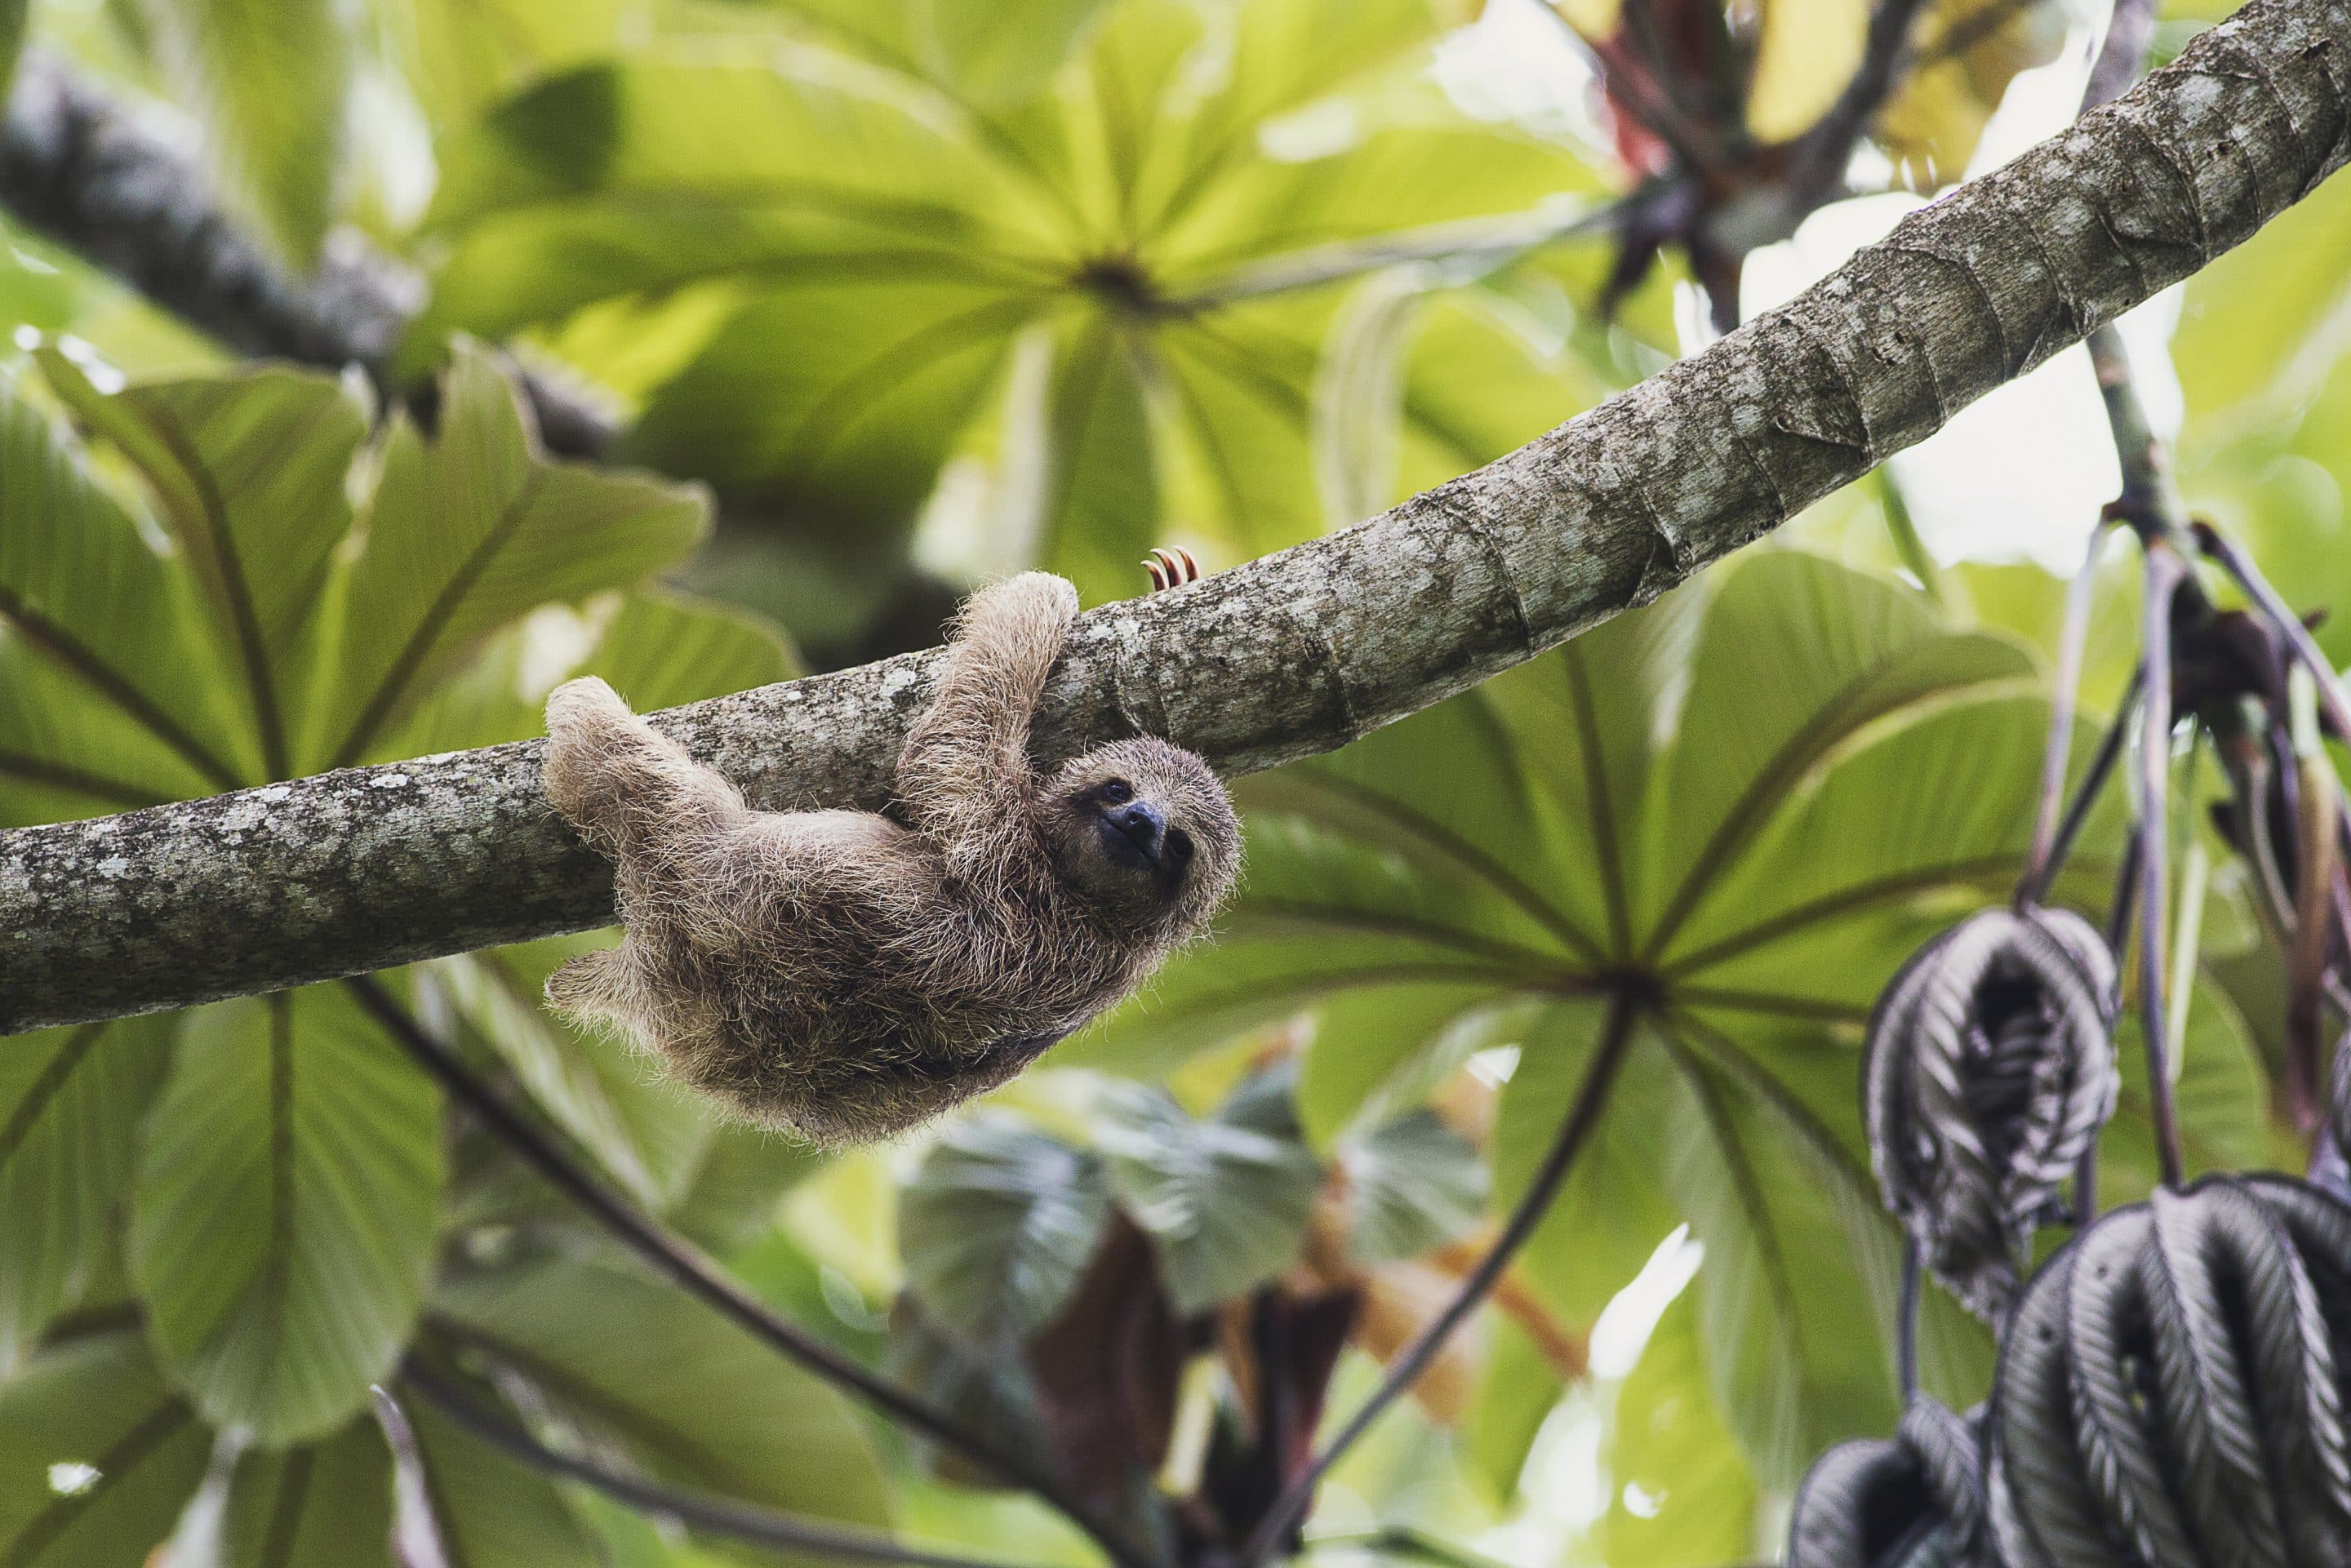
[[544, 676, 745, 857], [545, 944, 634, 1022]]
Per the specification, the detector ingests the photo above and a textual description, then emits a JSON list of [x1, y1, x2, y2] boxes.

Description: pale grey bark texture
[[7, 0, 2351, 1033]]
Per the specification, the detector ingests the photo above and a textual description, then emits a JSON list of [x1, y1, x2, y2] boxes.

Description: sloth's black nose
[[1112, 801, 1167, 859]]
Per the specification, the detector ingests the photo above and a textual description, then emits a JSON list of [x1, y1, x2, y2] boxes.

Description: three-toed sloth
[[540, 569, 1240, 1144]]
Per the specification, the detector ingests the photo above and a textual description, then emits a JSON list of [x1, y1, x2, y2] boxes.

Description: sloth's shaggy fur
[[540, 571, 1241, 1144]]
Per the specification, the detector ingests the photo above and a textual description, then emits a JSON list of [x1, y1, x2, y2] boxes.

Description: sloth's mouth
[[1100, 803, 1176, 879], [1098, 815, 1164, 871]]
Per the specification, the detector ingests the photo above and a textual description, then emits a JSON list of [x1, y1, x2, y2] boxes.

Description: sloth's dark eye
[[1166, 829, 1193, 864], [1101, 780, 1133, 804]]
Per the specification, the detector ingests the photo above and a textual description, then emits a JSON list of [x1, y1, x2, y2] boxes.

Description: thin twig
[[2085, 0, 2162, 113], [2195, 526, 2351, 748], [2287, 668, 2337, 1133], [342, 977, 1156, 1568], [2136, 542, 2187, 1189], [1792, 0, 1936, 198], [2031, 672, 2143, 909], [1896, 1239, 1922, 1402], [399, 1359, 1024, 1568], [2019, 523, 2117, 904], [371, 1386, 454, 1568], [1234, 994, 1643, 1567], [1166, 198, 1628, 309]]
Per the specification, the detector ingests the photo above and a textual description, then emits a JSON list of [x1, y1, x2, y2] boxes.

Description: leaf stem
[[1165, 198, 1627, 310], [2018, 523, 2118, 906], [399, 1358, 1025, 1568], [2287, 668, 2337, 1133], [2136, 542, 2187, 1189], [1896, 1237, 1922, 1403], [1233, 993, 1642, 1568], [343, 977, 1157, 1568]]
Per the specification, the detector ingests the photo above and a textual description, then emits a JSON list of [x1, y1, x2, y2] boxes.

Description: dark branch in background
[[342, 978, 1158, 1568], [6, 0, 2351, 1033], [1789, 0, 1937, 204], [399, 1359, 1022, 1568], [1234, 996, 1642, 1568], [0, 51, 617, 456]]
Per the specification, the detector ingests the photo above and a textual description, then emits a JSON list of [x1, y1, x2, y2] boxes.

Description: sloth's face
[[1045, 737, 1240, 930]]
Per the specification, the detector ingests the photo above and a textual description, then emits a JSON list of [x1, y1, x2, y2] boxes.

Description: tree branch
[[6, 0, 2351, 1033], [0, 51, 616, 456]]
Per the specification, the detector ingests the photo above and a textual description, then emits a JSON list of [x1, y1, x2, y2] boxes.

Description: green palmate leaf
[[2173, 149, 2351, 423], [1491, 1003, 1681, 1324], [900, 1114, 1111, 1349], [1599, 1289, 1759, 1568], [622, 278, 1039, 533], [1083, 548, 2142, 1477], [437, 938, 715, 1211], [432, 1256, 892, 1535], [36, 350, 368, 781], [0, 1330, 211, 1568], [416, 0, 1607, 602], [1024, 314, 1161, 597], [0, 0, 24, 98], [416, 59, 1050, 340], [664, 1121, 825, 1256], [1336, 1109, 1487, 1265], [135, 0, 354, 264], [388, 0, 630, 129], [1462, 1316, 1565, 1506], [221, 1417, 394, 1568], [1096, 1069, 1322, 1313], [382, 588, 794, 763], [0, 1016, 173, 1372], [402, 1377, 602, 1568], [0, 367, 256, 817], [2098, 979, 2278, 1201], [131, 988, 445, 1445], [304, 341, 707, 771], [774, 0, 1116, 103]]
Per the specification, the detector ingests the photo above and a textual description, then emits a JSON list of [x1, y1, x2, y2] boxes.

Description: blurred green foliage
[[0, 0, 2347, 1563]]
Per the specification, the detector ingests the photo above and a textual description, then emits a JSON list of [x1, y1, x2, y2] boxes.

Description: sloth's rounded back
[[658, 807, 1119, 1054]]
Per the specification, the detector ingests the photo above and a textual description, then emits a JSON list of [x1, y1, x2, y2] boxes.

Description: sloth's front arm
[[894, 571, 1078, 884]]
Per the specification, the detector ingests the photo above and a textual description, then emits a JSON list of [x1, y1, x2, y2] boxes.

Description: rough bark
[[0, 51, 616, 456], [6, 0, 2350, 1033]]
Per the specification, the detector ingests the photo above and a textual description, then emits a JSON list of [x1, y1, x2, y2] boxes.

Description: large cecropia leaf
[[0, 365, 275, 816], [771, 0, 1118, 103], [1600, 1289, 1759, 1568], [399, 1377, 602, 1568], [410, 0, 1611, 599], [0, 1330, 212, 1567], [130, 987, 445, 1445], [1096, 1066, 1325, 1314], [430, 1255, 893, 1537], [299, 340, 708, 771], [1078, 547, 2162, 1485], [35, 349, 369, 783], [219, 1416, 396, 1568], [132, 0, 356, 264], [900, 1114, 1113, 1350], [0, 1015, 175, 1371]]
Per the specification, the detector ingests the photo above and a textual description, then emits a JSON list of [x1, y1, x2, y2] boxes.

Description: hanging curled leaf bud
[[1988, 1175, 2351, 1568], [1788, 1399, 1989, 1568], [1865, 908, 2118, 1321]]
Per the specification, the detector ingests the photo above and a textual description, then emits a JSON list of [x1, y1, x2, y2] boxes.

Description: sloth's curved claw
[[1142, 546, 1201, 593]]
